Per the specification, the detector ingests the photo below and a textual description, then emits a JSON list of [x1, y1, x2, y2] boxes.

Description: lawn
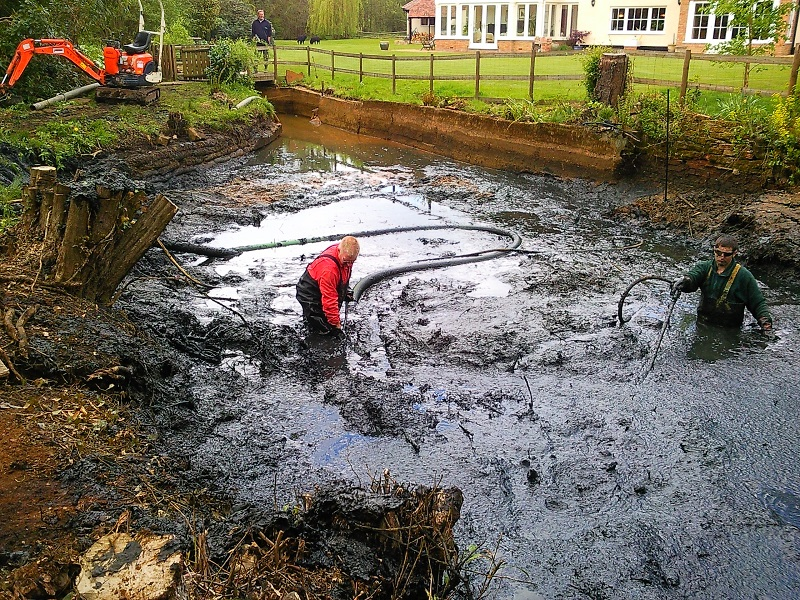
[[270, 37, 793, 113]]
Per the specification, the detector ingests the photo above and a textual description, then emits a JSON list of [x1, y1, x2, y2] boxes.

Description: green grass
[[273, 38, 794, 111]]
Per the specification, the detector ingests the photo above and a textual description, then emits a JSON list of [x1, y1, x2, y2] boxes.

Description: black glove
[[671, 276, 690, 297], [345, 288, 355, 302], [758, 316, 773, 332]]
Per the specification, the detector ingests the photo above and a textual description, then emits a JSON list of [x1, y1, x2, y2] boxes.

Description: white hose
[[234, 95, 261, 110], [31, 83, 101, 110]]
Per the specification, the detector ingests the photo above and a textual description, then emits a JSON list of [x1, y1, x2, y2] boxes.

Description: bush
[[206, 38, 258, 87], [580, 46, 611, 101]]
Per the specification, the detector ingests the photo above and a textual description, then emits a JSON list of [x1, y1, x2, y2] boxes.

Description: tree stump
[[594, 53, 629, 107], [21, 166, 177, 304]]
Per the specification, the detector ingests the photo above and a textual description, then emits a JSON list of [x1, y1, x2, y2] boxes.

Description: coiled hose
[[225, 224, 522, 301], [618, 274, 680, 374]]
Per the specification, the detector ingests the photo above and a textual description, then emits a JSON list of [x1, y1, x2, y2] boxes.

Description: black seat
[[123, 31, 152, 54]]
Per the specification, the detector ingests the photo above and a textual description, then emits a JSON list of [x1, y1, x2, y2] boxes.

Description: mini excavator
[[0, 0, 165, 105]]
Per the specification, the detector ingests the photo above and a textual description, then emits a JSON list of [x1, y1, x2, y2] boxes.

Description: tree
[[185, 0, 220, 41], [308, 0, 361, 39], [708, 0, 793, 86], [265, 0, 309, 40], [214, 0, 255, 40], [360, 0, 405, 33]]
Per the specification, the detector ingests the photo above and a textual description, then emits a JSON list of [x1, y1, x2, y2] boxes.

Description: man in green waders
[[671, 234, 773, 332]]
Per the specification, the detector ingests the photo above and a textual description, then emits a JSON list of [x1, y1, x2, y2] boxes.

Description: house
[[431, 0, 797, 54], [403, 0, 437, 41]]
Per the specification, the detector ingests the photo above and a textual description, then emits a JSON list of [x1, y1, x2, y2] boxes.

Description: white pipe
[[31, 83, 101, 110], [234, 95, 261, 109]]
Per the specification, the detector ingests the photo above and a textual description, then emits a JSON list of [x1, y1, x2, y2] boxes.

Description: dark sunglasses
[[714, 249, 735, 257]]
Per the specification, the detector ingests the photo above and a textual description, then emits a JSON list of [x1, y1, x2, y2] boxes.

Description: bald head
[[339, 236, 359, 263]]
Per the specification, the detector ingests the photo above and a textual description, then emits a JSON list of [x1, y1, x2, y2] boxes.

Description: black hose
[[646, 292, 680, 374], [349, 224, 522, 301], [617, 274, 673, 326]]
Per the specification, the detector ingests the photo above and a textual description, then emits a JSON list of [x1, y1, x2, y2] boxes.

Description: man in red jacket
[[295, 236, 360, 334]]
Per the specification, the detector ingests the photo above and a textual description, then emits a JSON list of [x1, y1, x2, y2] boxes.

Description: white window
[[687, 0, 774, 43], [516, 4, 537, 37], [610, 6, 667, 33]]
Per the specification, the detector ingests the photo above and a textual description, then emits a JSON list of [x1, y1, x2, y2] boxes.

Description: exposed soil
[[1, 101, 800, 598]]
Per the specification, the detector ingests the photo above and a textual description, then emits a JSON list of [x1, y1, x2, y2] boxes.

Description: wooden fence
[[162, 44, 800, 102]]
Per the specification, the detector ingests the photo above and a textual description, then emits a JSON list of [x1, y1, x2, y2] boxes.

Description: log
[[3, 308, 18, 341], [92, 193, 177, 304]]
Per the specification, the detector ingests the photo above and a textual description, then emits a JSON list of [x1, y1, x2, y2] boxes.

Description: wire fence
[[167, 44, 800, 104]]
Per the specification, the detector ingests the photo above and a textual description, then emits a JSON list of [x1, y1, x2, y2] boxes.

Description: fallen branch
[[4, 308, 18, 342], [16, 305, 37, 359], [0, 346, 24, 381]]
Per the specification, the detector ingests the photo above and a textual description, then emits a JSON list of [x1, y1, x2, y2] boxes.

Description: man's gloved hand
[[671, 276, 690, 297], [345, 289, 355, 302], [758, 316, 773, 332]]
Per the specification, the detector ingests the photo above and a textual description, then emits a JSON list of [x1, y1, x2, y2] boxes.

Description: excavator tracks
[[95, 85, 160, 105]]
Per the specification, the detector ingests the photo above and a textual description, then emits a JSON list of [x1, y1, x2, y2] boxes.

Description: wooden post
[[392, 54, 397, 94], [359, 53, 363, 83], [789, 48, 800, 95], [475, 51, 481, 98], [307, 46, 311, 76], [331, 50, 335, 80], [161, 45, 177, 82], [429, 53, 434, 95], [273, 45, 278, 82], [679, 49, 692, 105], [529, 44, 536, 100]]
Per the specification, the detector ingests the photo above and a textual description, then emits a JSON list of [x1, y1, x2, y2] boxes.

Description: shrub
[[206, 38, 258, 87], [580, 45, 611, 101]]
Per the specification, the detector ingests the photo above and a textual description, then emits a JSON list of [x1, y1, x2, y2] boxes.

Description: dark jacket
[[684, 259, 772, 327], [251, 18, 272, 43], [295, 244, 352, 330]]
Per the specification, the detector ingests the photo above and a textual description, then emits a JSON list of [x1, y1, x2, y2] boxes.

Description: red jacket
[[305, 244, 352, 327]]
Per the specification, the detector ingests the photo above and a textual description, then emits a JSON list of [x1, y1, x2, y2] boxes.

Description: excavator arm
[[0, 38, 106, 94]]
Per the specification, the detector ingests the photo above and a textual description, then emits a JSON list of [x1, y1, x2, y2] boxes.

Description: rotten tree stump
[[21, 166, 177, 304], [594, 53, 629, 107]]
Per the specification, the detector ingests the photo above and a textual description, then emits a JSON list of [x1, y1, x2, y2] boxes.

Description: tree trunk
[[22, 167, 178, 304], [594, 53, 629, 107]]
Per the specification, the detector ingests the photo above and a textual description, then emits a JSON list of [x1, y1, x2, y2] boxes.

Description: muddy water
[[157, 116, 800, 599]]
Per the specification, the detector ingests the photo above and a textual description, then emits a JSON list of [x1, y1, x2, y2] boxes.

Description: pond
[[155, 114, 800, 599]]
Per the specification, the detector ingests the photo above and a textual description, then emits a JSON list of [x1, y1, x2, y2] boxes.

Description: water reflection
[[686, 321, 772, 362]]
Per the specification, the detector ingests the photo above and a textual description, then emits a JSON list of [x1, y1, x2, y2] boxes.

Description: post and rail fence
[[159, 43, 800, 104]]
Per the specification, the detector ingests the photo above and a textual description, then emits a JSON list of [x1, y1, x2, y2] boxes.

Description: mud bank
[[266, 87, 626, 181]]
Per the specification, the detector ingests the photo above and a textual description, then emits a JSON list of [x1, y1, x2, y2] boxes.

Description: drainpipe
[[31, 82, 101, 110]]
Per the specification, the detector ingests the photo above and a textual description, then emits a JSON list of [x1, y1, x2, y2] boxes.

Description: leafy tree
[[708, 0, 793, 85], [360, 0, 405, 33], [0, 0, 86, 100], [265, 0, 309, 40], [308, 0, 361, 39], [215, 0, 256, 40], [185, 0, 221, 41]]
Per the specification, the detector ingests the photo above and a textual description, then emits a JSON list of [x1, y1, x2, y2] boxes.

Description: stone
[[75, 532, 183, 599]]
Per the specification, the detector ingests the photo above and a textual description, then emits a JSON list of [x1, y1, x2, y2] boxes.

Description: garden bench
[[422, 38, 435, 50]]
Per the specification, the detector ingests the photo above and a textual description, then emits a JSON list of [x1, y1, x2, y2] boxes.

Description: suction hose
[[618, 274, 679, 374], [226, 224, 522, 301]]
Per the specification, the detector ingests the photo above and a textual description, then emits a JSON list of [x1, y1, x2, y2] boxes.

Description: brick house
[[430, 0, 798, 54], [403, 0, 437, 41]]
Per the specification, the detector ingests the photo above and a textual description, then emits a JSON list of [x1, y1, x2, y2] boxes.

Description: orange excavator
[[0, 0, 164, 104]]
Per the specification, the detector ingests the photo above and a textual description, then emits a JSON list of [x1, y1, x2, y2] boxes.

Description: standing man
[[296, 236, 360, 335], [672, 234, 773, 331], [251, 9, 273, 45]]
